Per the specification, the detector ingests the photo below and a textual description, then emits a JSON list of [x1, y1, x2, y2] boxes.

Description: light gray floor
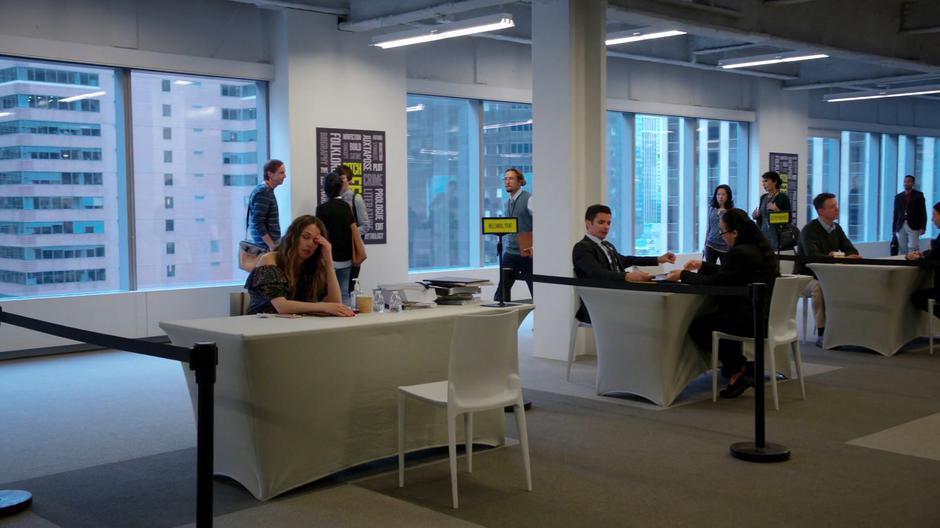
[[2, 314, 940, 527]]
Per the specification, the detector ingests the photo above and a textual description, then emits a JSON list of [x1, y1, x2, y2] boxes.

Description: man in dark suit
[[572, 204, 676, 322], [893, 174, 927, 255]]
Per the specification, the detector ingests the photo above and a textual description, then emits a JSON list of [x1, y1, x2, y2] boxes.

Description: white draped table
[[160, 304, 533, 500], [576, 286, 713, 406], [809, 263, 931, 356]]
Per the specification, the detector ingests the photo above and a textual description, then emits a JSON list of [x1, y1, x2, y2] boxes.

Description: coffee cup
[[356, 295, 373, 313]]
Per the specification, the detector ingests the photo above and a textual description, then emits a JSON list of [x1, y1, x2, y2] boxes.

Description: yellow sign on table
[[768, 211, 791, 225], [482, 217, 518, 234]]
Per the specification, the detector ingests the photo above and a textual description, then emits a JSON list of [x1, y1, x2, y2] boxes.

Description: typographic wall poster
[[770, 152, 799, 222], [316, 128, 387, 244]]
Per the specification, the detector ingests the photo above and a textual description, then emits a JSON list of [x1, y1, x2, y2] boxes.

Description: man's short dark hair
[[263, 159, 283, 181], [334, 164, 353, 178], [904, 174, 916, 183], [585, 204, 612, 222], [813, 192, 836, 211], [761, 171, 782, 188], [324, 172, 343, 198]]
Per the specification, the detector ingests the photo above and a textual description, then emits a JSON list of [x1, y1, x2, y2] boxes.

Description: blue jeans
[[334, 266, 352, 306]]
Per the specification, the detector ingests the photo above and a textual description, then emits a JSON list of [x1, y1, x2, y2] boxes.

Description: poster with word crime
[[316, 127, 387, 244]]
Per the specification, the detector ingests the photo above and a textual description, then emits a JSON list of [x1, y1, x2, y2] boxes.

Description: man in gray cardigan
[[796, 193, 862, 346]]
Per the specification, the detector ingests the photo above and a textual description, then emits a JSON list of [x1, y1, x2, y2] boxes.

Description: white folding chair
[[777, 250, 814, 343], [711, 275, 812, 410], [566, 316, 594, 382], [397, 310, 532, 509]]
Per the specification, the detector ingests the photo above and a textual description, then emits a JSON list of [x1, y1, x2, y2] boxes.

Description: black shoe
[[719, 375, 753, 399]]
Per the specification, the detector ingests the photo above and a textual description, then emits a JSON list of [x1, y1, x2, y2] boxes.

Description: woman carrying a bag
[[316, 171, 365, 307]]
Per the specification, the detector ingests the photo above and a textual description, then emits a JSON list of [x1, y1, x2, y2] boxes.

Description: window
[[166, 242, 175, 255], [607, 112, 749, 255], [482, 101, 533, 266], [210, 240, 220, 252], [807, 137, 841, 222], [166, 264, 175, 278], [163, 150, 172, 163], [407, 95, 476, 270], [163, 127, 172, 140], [223, 174, 256, 186], [131, 71, 264, 289], [842, 132, 880, 242], [0, 57, 119, 298], [161, 79, 170, 92]]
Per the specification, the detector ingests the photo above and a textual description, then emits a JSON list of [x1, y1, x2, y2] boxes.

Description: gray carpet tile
[[0, 448, 260, 528], [356, 388, 940, 527]]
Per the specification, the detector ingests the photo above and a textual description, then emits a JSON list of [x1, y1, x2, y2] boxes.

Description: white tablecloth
[[576, 286, 712, 406], [809, 263, 930, 356], [160, 304, 533, 500]]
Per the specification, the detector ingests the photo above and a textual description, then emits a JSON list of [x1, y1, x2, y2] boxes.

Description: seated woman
[[664, 208, 779, 398], [908, 201, 940, 317], [245, 215, 355, 317]]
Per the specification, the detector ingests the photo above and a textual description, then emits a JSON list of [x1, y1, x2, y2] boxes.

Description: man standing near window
[[495, 168, 533, 302], [248, 159, 286, 251], [893, 174, 927, 256]]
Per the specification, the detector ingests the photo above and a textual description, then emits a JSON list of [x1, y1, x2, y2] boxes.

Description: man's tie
[[601, 241, 622, 272]]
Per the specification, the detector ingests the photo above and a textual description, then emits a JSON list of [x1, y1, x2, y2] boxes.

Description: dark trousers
[[703, 246, 726, 265], [911, 288, 940, 317], [495, 252, 533, 302], [688, 311, 749, 378]]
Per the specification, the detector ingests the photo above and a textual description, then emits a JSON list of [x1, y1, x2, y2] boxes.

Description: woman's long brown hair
[[275, 215, 329, 301]]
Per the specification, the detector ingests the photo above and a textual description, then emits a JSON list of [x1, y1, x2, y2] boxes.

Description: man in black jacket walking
[[893, 175, 927, 255]]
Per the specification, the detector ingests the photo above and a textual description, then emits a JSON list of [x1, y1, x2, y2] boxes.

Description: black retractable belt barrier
[[519, 273, 790, 463], [0, 306, 217, 527]]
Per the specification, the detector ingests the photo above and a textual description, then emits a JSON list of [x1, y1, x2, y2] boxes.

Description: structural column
[[532, 0, 608, 360]]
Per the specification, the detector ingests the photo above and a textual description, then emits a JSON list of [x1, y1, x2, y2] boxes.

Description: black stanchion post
[[730, 283, 790, 463], [191, 342, 218, 528], [0, 307, 33, 519], [496, 234, 506, 307]]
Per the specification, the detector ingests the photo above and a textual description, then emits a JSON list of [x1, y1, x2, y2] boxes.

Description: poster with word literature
[[316, 128, 387, 244]]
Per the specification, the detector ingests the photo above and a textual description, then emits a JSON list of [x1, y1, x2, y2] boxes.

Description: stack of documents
[[422, 277, 492, 305]]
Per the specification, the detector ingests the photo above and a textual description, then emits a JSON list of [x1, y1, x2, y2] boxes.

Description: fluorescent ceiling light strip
[[57, 91, 107, 103], [826, 88, 940, 102], [720, 53, 828, 69], [605, 30, 686, 46], [373, 14, 514, 49]]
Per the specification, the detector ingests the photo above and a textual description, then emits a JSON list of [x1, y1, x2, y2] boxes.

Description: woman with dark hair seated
[[245, 215, 355, 317], [908, 201, 940, 317], [664, 208, 780, 398]]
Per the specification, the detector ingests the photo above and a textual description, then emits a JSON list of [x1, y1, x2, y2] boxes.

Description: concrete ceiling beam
[[339, 0, 516, 32]]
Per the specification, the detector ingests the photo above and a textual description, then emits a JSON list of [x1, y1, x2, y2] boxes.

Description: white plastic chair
[[777, 251, 814, 343], [397, 310, 532, 509], [711, 275, 812, 410], [566, 316, 594, 382]]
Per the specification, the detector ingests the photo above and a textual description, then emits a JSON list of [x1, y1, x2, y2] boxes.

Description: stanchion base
[[0, 490, 32, 517], [730, 442, 791, 463], [481, 302, 523, 308]]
